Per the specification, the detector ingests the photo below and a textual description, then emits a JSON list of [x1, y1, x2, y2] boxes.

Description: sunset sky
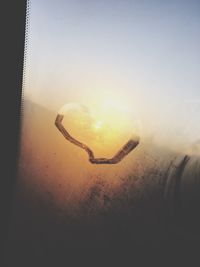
[[25, 0, 200, 150]]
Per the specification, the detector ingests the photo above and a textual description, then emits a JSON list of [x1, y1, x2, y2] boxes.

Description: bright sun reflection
[[58, 99, 141, 158], [94, 120, 103, 130]]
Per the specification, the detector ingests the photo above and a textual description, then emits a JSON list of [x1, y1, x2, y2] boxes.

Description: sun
[[57, 100, 141, 160], [93, 120, 103, 130]]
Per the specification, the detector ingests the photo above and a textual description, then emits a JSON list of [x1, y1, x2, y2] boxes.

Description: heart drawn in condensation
[[55, 103, 140, 164]]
